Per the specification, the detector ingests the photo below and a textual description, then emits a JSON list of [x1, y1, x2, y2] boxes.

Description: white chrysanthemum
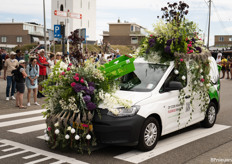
[[86, 134, 91, 140], [75, 135, 80, 140], [174, 69, 179, 75], [67, 126, 71, 131], [54, 122, 59, 127], [65, 134, 70, 139], [71, 128, 75, 134], [182, 76, 186, 80], [55, 129, 60, 134]]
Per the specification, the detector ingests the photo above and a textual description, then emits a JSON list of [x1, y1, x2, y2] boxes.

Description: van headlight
[[107, 105, 140, 117]]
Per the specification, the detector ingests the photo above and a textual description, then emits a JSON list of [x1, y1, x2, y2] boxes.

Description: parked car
[[93, 56, 220, 151]]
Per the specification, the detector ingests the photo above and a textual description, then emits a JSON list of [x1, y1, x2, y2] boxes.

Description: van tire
[[137, 117, 160, 151], [201, 102, 217, 128]]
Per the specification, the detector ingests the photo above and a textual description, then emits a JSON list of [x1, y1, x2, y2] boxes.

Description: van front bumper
[[93, 110, 145, 145]]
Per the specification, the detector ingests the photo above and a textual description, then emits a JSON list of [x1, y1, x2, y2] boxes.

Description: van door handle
[[185, 95, 190, 99]]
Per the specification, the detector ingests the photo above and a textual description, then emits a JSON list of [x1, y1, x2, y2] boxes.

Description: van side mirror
[[165, 81, 183, 91]]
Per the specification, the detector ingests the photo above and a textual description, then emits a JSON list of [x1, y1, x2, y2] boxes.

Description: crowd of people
[[216, 51, 232, 79], [0, 47, 121, 109]]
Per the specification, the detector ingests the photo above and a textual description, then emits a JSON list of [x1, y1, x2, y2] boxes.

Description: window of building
[[131, 37, 138, 44], [88, 1, 90, 9], [229, 37, 232, 42], [60, 4, 64, 11], [17, 37, 22, 43], [131, 25, 134, 31], [219, 36, 224, 42], [1, 37, 6, 43]]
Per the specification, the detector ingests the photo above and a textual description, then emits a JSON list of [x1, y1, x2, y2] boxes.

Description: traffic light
[[60, 24, 65, 37]]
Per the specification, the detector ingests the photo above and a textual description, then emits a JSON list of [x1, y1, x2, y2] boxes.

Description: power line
[[203, 0, 208, 6]]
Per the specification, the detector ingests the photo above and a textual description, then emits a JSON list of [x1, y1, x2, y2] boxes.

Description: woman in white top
[[47, 53, 56, 75]]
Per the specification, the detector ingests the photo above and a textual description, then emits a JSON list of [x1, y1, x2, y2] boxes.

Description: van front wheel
[[137, 117, 160, 151], [201, 102, 217, 128]]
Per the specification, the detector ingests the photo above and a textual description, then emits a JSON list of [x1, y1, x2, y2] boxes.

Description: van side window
[[160, 67, 187, 93]]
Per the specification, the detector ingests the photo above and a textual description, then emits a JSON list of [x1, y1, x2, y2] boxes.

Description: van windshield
[[120, 63, 169, 92]]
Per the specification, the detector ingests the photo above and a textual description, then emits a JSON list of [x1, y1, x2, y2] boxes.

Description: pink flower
[[75, 77, 79, 81], [71, 82, 76, 87], [150, 34, 153, 37], [75, 73, 79, 76], [61, 72, 65, 75], [82, 124, 89, 128], [80, 78, 84, 83], [186, 38, 188, 41], [69, 63, 72, 66], [187, 48, 189, 51], [180, 58, 184, 62], [187, 52, 190, 54], [67, 67, 71, 71], [189, 41, 192, 44], [201, 78, 205, 82], [187, 44, 192, 47], [47, 127, 51, 131], [200, 38, 202, 40], [189, 50, 194, 53]]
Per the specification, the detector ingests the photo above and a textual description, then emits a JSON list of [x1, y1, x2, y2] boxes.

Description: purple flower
[[191, 37, 196, 43], [85, 86, 95, 95], [165, 46, 171, 53], [149, 38, 156, 47], [166, 39, 173, 46], [73, 83, 86, 93], [86, 102, 96, 111], [88, 82, 95, 87], [195, 47, 202, 53], [83, 95, 91, 103]]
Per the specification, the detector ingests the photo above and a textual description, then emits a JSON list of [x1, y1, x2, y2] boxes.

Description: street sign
[[54, 25, 62, 38], [69, 12, 82, 19], [54, 10, 67, 17]]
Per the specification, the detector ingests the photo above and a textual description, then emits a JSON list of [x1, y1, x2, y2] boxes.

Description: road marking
[[50, 161, 65, 164], [24, 156, 52, 164], [0, 144, 8, 148], [0, 139, 89, 164], [0, 116, 45, 128], [0, 150, 28, 159], [114, 124, 231, 164], [8, 124, 46, 134], [36, 135, 44, 140], [23, 153, 41, 159], [0, 109, 45, 120], [2, 146, 18, 152]]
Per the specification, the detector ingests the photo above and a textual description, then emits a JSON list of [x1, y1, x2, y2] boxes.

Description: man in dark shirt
[[16, 49, 23, 61]]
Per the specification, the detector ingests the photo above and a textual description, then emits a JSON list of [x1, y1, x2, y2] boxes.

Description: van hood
[[98, 90, 151, 109], [115, 90, 152, 105]]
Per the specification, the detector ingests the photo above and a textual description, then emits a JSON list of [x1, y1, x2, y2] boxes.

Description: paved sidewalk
[[0, 77, 45, 114]]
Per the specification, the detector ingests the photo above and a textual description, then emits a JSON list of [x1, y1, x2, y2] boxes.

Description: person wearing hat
[[14, 60, 27, 109], [4, 51, 18, 101], [37, 49, 48, 98]]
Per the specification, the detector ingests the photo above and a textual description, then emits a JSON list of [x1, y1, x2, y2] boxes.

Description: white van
[[93, 56, 220, 151]]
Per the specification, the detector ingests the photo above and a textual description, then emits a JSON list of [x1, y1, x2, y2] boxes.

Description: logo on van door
[[168, 104, 181, 113]]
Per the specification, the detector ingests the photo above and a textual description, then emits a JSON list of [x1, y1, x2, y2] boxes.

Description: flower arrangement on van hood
[[138, 1, 212, 126], [42, 60, 132, 154]]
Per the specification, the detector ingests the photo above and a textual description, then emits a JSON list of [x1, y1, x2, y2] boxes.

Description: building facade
[[214, 35, 232, 47], [102, 21, 146, 46], [51, 0, 96, 42], [0, 22, 45, 48]]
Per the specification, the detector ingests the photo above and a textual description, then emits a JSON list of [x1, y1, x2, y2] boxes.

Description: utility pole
[[43, 0, 47, 56], [207, 0, 212, 49]]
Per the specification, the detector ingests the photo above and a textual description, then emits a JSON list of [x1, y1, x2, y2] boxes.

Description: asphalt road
[[0, 77, 231, 164]]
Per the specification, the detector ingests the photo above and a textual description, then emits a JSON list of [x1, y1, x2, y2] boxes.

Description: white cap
[[38, 49, 45, 54], [18, 60, 25, 65], [10, 51, 16, 56]]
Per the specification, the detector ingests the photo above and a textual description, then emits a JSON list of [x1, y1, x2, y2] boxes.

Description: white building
[[51, 0, 96, 42]]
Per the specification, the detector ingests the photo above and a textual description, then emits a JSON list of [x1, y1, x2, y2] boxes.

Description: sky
[[0, 0, 232, 46]]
